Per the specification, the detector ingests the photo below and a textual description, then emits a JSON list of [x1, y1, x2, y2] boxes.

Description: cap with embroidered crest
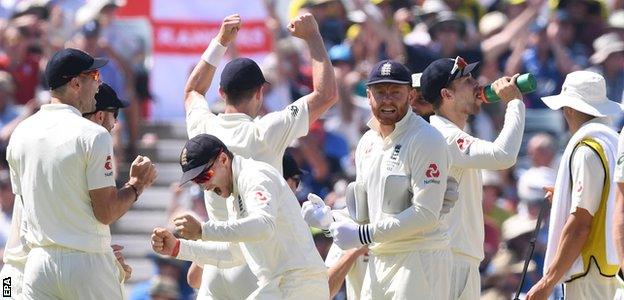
[[365, 60, 412, 86], [179, 134, 228, 185]]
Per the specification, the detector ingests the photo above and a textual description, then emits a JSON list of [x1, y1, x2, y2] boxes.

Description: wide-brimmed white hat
[[541, 71, 623, 117]]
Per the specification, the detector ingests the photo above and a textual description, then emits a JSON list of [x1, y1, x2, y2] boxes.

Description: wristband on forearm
[[125, 182, 140, 202], [171, 239, 181, 257], [201, 39, 227, 67], [359, 224, 373, 245]]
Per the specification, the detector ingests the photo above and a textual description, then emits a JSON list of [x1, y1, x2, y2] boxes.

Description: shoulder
[[238, 158, 280, 184]]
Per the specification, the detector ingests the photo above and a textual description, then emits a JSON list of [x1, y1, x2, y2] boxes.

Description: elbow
[[316, 83, 339, 106], [93, 211, 115, 225], [251, 215, 276, 241]]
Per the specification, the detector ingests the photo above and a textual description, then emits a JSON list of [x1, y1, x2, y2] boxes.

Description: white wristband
[[201, 39, 227, 67]]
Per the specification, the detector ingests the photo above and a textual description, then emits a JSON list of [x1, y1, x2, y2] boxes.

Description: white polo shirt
[[355, 111, 450, 255], [6, 104, 115, 253], [195, 156, 325, 283], [2, 198, 28, 267], [430, 99, 524, 261], [186, 96, 309, 221]]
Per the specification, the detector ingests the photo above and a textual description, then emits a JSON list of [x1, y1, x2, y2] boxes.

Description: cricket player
[[527, 71, 621, 299], [0, 81, 133, 297], [151, 134, 329, 299], [419, 56, 525, 299], [6, 48, 157, 299], [317, 59, 453, 299], [179, 12, 336, 299]]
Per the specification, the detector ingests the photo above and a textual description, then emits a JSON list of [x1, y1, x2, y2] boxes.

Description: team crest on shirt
[[289, 105, 299, 118], [456, 136, 473, 153], [104, 155, 113, 177], [424, 163, 441, 184]]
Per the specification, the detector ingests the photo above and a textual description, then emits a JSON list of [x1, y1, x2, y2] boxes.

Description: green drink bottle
[[480, 73, 536, 103]]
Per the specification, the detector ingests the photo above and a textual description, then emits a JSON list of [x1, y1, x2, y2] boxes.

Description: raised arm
[[288, 13, 338, 125], [183, 14, 241, 113]]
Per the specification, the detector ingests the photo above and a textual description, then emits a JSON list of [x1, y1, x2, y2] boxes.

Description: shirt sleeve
[[86, 131, 115, 190], [201, 172, 278, 242], [570, 145, 605, 216], [177, 239, 246, 268], [371, 130, 449, 242], [6, 143, 21, 195], [186, 95, 215, 139], [256, 98, 309, 151], [614, 129, 624, 183], [448, 99, 525, 170]]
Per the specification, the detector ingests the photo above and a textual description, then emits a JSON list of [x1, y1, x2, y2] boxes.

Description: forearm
[[542, 215, 591, 287], [551, 42, 577, 74], [92, 183, 140, 225], [371, 203, 437, 243], [328, 249, 361, 298], [202, 213, 275, 242], [183, 39, 227, 110], [177, 239, 245, 268], [306, 34, 337, 103]]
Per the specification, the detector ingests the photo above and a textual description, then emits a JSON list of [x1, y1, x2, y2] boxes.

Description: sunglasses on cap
[[82, 108, 119, 119], [446, 56, 470, 85]]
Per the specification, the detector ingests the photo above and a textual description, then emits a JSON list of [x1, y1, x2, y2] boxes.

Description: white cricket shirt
[[6, 104, 115, 253], [355, 111, 450, 255], [197, 156, 325, 283], [429, 99, 524, 261], [614, 127, 624, 183]]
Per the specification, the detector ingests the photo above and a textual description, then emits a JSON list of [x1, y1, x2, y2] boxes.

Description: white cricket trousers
[[0, 262, 25, 298], [361, 248, 453, 300], [246, 268, 329, 300], [563, 262, 619, 300], [197, 263, 258, 300], [450, 252, 481, 300], [22, 246, 125, 300]]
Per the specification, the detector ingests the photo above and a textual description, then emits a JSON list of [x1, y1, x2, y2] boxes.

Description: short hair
[[223, 85, 262, 106]]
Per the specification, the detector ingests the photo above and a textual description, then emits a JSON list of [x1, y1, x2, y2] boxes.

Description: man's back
[[7, 104, 114, 253]]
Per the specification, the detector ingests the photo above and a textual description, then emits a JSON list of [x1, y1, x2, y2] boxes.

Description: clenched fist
[[288, 13, 320, 40], [491, 73, 523, 104], [128, 155, 157, 193], [151, 227, 179, 256], [173, 213, 202, 240], [217, 14, 241, 46]]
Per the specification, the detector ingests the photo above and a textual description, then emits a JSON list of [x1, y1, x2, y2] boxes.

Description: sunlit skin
[[78, 70, 101, 113], [444, 75, 483, 117], [87, 110, 117, 133], [367, 83, 412, 137], [195, 152, 234, 198]]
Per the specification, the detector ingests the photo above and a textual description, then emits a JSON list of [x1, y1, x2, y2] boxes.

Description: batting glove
[[441, 176, 459, 215], [329, 220, 372, 250], [301, 193, 333, 230]]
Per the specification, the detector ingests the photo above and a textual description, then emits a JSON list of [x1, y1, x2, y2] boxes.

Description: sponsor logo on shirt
[[424, 163, 441, 184], [456, 137, 472, 153], [289, 105, 299, 118], [575, 181, 583, 193], [386, 144, 402, 170], [255, 191, 268, 203], [104, 155, 113, 177]]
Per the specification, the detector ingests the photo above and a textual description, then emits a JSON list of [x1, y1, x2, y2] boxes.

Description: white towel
[[544, 120, 619, 282]]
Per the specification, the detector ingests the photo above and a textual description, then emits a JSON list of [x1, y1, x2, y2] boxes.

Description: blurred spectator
[[482, 170, 513, 229], [130, 254, 193, 300], [527, 133, 558, 168], [148, 275, 181, 300], [607, 9, 624, 41], [0, 24, 41, 105], [552, 0, 606, 48], [0, 70, 38, 146], [0, 169, 12, 256]]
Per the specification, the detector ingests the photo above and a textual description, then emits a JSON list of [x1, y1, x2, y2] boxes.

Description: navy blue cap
[[283, 153, 303, 179], [420, 57, 479, 104], [365, 60, 412, 86], [94, 83, 127, 111], [179, 134, 227, 185], [45, 48, 108, 90], [220, 58, 268, 93]]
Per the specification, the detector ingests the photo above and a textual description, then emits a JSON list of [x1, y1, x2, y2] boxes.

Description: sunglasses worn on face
[[192, 157, 220, 185]]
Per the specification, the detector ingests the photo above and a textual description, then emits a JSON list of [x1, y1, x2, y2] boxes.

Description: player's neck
[[437, 107, 468, 129], [224, 103, 257, 118]]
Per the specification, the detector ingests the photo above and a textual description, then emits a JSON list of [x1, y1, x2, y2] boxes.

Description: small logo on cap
[[380, 62, 392, 76], [180, 148, 188, 166]]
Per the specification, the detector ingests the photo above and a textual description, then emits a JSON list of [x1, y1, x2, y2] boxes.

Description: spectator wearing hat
[[151, 134, 330, 299], [0, 70, 38, 146], [606, 9, 624, 41], [5, 48, 157, 299], [309, 59, 455, 298], [527, 71, 622, 299], [421, 56, 525, 299], [586, 33, 624, 125], [176, 13, 336, 300]]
